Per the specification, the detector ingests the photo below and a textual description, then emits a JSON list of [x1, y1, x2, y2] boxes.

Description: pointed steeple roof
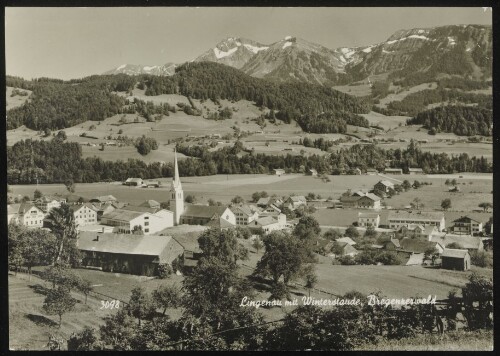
[[172, 149, 182, 190]]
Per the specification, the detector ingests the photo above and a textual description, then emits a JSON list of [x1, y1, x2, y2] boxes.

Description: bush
[[157, 263, 173, 279], [345, 225, 360, 238], [375, 251, 402, 265], [470, 250, 493, 268], [337, 255, 356, 265]]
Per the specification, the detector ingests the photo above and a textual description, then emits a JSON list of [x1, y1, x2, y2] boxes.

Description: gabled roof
[[376, 180, 394, 187], [336, 237, 356, 246], [257, 197, 270, 205], [7, 204, 21, 215], [340, 195, 361, 203], [18, 202, 43, 215], [101, 208, 147, 222], [90, 195, 117, 203], [388, 211, 445, 222], [430, 234, 483, 250], [120, 205, 158, 214], [36, 195, 65, 203], [125, 177, 143, 182], [182, 205, 229, 219], [362, 193, 381, 202], [206, 217, 235, 229], [441, 248, 469, 258], [400, 237, 438, 253], [288, 196, 307, 203], [389, 238, 401, 248], [402, 224, 425, 231], [70, 203, 98, 213], [78, 232, 181, 260], [255, 216, 278, 227], [358, 212, 380, 219], [453, 216, 481, 224], [139, 200, 161, 208]]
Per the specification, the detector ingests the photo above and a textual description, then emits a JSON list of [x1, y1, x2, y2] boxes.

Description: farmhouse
[[144, 180, 161, 188], [429, 233, 484, 251], [332, 242, 359, 257], [180, 205, 236, 226], [249, 215, 284, 234], [451, 216, 483, 235], [383, 238, 401, 250], [400, 225, 438, 240], [16, 203, 45, 228], [78, 232, 184, 276], [388, 211, 446, 232], [408, 168, 424, 175], [358, 213, 380, 228], [256, 197, 283, 208], [336, 237, 356, 246], [357, 194, 381, 209], [440, 249, 470, 271], [384, 168, 403, 175], [124, 178, 144, 186], [140, 200, 161, 210], [284, 196, 307, 210], [374, 180, 395, 193], [70, 203, 98, 227], [399, 238, 444, 255], [366, 168, 378, 175], [101, 208, 174, 234], [230, 204, 260, 226], [273, 169, 286, 176], [35, 196, 66, 213], [89, 195, 118, 204]]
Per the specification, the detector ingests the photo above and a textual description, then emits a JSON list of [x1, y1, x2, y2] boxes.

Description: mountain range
[[104, 24, 492, 86]]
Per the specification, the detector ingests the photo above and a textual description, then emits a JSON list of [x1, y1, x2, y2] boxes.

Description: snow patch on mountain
[[243, 44, 269, 54], [284, 36, 292, 40], [362, 47, 373, 53], [387, 35, 431, 45], [143, 66, 157, 71], [117, 64, 127, 70], [447, 37, 456, 45], [282, 41, 293, 49], [213, 46, 238, 59]]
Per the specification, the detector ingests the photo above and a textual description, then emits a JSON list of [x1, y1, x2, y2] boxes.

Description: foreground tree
[[67, 327, 102, 351], [45, 204, 80, 265], [152, 284, 181, 315], [478, 202, 492, 212], [441, 198, 452, 211], [43, 286, 77, 327]]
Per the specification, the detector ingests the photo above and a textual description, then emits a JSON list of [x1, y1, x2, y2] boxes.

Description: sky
[[5, 7, 493, 80]]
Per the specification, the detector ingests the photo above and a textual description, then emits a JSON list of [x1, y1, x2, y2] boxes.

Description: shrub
[[157, 263, 173, 279], [337, 255, 356, 265]]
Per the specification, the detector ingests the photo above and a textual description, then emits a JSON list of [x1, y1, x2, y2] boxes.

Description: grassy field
[[9, 272, 118, 351], [356, 329, 493, 351], [375, 82, 438, 109]]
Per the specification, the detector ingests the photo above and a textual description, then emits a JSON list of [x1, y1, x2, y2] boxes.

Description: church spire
[[172, 148, 182, 190]]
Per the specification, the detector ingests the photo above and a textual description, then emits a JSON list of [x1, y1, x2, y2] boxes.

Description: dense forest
[[407, 106, 492, 136], [373, 88, 492, 117], [142, 62, 371, 133], [6, 75, 136, 130], [7, 137, 491, 185]]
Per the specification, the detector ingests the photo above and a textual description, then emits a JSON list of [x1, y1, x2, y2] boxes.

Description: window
[[145, 222, 149, 226], [145, 228, 149, 233], [144, 216, 149, 220]]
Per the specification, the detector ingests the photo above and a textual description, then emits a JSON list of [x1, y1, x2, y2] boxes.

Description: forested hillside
[[6, 75, 136, 130], [142, 62, 371, 132], [407, 106, 492, 136]]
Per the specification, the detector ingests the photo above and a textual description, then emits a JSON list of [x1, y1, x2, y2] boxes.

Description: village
[[7, 151, 493, 278]]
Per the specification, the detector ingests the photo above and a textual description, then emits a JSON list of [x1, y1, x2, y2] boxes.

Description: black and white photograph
[[4, 6, 494, 351]]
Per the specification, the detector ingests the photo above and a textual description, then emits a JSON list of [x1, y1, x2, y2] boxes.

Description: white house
[[17, 203, 46, 228], [35, 196, 66, 213], [250, 215, 283, 234], [230, 204, 260, 226], [101, 208, 174, 234], [71, 203, 98, 227], [388, 211, 446, 232], [452, 216, 483, 235], [358, 212, 380, 228]]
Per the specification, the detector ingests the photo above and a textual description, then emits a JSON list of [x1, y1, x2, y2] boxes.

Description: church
[[169, 150, 236, 227]]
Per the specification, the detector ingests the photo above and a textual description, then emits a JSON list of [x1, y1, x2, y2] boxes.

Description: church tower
[[170, 149, 184, 225]]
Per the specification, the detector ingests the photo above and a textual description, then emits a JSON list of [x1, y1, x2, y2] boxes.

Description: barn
[[441, 248, 471, 271], [78, 232, 184, 276]]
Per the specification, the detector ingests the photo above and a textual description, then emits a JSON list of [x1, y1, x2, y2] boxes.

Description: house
[[64, 194, 87, 204], [408, 168, 424, 175], [332, 242, 359, 257], [7, 204, 20, 225], [71, 203, 98, 227], [249, 215, 284, 234], [452, 216, 483, 235], [273, 169, 286, 176], [285, 196, 307, 210], [78, 232, 184, 276], [230, 204, 260, 226], [101, 208, 174, 234], [374, 180, 395, 193], [93, 202, 117, 221], [89, 195, 118, 204], [35, 196, 66, 213], [139, 200, 161, 210], [339, 195, 360, 208], [313, 238, 334, 255], [263, 204, 282, 214], [336, 237, 356, 246], [400, 237, 444, 255], [357, 194, 381, 209], [358, 213, 380, 228], [17, 203, 46, 228], [384, 168, 403, 175], [123, 178, 144, 186], [383, 238, 401, 250], [388, 211, 446, 232], [400, 224, 438, 240], [256, 196, 283, 208], [366, 168, 378, 175], [307, 169, 318, 176], [144, 180, 161, 188], [180, 205, 236, 226], [441, 249, 471, 271], [429, 233, 484, 251]]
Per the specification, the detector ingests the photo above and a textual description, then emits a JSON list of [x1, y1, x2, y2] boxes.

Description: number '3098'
[[100, 300, 120, 309]]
